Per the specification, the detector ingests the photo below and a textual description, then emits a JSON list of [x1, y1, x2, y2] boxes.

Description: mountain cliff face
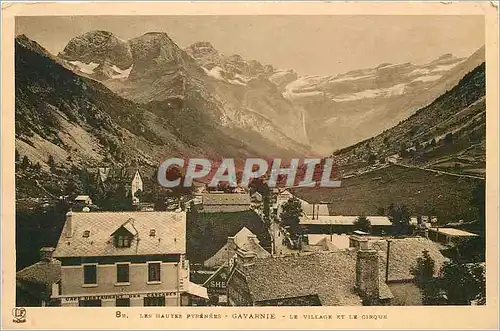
[[14, 34, 308, 190], [56, 30, 485, 157], [280, 47, 485, 154], [58, 32, 311, 153], [332, 62, 486, 177], [58, 30, 133, 81]]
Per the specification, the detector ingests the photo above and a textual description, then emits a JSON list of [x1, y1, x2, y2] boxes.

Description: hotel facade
[[51, 210, 207, 307]]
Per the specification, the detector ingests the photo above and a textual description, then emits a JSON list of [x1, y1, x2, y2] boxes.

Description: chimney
[[355, 238, 380, 305], [349, 234, 364, 248], [40, 247, 55, 262], [64, 211, 73, 238], [247, 234, 259, 245], [236, 249, 257, 267], [227, 236, 236, 249]]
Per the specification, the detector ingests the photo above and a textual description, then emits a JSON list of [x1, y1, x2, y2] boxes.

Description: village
[[15, 165, 485, 307]]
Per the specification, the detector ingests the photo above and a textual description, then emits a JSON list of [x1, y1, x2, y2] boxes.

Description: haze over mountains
[[15, 30, 485, 173]]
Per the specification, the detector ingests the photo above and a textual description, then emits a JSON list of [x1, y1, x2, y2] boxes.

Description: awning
[[186, 282, 209, 299]]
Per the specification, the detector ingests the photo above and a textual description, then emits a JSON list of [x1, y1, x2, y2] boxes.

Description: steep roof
[[301, 215, 394, 226], [428, 227, 479, 237], [89, 167, 141, 183], [302, 237, 339, 252], [204, 227, 270, 268], [371, 237, 448, 281], [203, 193, 251, 206], [54, 211, 186, 258], [239, 250, 392, 306], [16, 259, 61, 287], [296, 197, 330, 217]]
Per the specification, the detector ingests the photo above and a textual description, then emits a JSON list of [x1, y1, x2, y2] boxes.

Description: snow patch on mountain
[[203, 66, 248, 86], [328, 74, 375, 83], [411, 75, 442, 83], [110, 64, 133, 79], [69, 60, 100, 74], [331, 83, 407, 102], [408, 68, 431, 76], [432, 60, 465, 72]]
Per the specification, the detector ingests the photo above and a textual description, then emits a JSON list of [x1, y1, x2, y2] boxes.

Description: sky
[[16, 15, 485, 76]]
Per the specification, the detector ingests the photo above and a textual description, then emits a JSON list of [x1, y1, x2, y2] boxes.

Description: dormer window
[[116, 235, 131, 248], [111, 218, 137, 249]]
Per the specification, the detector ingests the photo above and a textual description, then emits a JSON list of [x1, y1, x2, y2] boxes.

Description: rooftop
[[302, 237, 339, 252], [54, 211, 186, 258], [16, 259, 61, 287], [239, 250, 392, 306], [204, 227, 270, 268], [203, 193, 251, 205], [370, 237, 448, 281], [300, 215, 396, 226], [428, 227, 479, 237]]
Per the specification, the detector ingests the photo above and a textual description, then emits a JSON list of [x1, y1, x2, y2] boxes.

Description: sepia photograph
[[2, 1, 499, 330]]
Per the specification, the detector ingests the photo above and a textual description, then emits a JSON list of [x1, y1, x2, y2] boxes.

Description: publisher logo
[[12, 307, 26, 323]]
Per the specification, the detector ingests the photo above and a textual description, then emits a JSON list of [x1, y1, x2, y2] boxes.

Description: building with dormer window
[[51, 211, 208, 307]]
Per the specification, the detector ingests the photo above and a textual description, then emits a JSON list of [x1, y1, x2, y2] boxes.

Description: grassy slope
[[293, 165, 482, 223]]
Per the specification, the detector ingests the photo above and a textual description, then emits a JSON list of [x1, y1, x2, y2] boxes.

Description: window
[[79, 299, 101, 307], [116, 235, 131, 248], [82, 230, 90, 238], [116, 298, 130, 307], [83, 265, 97, 285], [148, 262, 161, 282], [116, 264, 130, 283], [149, 229, 156, 237], [144, 297, 165, 306]]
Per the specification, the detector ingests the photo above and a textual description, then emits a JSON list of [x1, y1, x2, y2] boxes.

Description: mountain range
[[15, 30, 485, 190]]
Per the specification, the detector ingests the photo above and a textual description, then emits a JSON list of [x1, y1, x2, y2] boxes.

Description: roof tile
[[53, 211, 186, 258]]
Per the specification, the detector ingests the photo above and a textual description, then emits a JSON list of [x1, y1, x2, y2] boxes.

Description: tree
[[33, 162, 42, 171], [15, 149, 20, 162], [248, 177, 270, 197], [48, 155, 56, 173], [430, 138, 436, 146], [134, 189, 143, 201], [376, 207, 385, 216], [440, 261, 485, 305], [64, 179, 77, 197], [387, 204, 411, 235], [263, 193, 271, 224], [444, 132, 453, 145], [20, 155, 30, 170], [410, 250, 443, 305], [471, 181, 485, 235], [280, 197, 303, 232], [353, 215, 371, 233]]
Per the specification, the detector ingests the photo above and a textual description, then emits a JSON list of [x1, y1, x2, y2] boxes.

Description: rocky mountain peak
[[185, 41, 222, 70], [59, 30, 133, 70], [127, 32, 194, 81], [186, 41, 219, 56]]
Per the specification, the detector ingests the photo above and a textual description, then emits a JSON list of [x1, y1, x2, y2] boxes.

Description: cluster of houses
[[16, 169, 482, 307]]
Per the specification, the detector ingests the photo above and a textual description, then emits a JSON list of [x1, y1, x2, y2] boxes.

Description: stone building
[[51, 210, 207, 307], [226, 236, 393, 306], [226, 235, 448, 306]]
